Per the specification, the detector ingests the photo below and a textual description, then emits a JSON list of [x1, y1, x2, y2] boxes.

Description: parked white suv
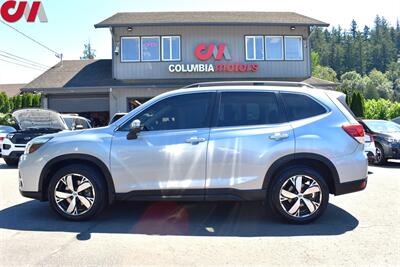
[[18, 82, 368, 223]]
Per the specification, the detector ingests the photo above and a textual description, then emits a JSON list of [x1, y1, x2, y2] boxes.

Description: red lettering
[[214, 44, 226, 61], [252, 64, 259, 72], [238, 64, 247, 72], [194, 43, 215, 61], [1, 0, 26, 23], [27, 1, 41, 22], [215, 64, 226, 72]]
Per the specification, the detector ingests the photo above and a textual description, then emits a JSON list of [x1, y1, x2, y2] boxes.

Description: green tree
[[350, 91, 365, 117], [340, 71, 366, 93], [366, 69, 394, 99], [312, 65, 337, 82], [80, 41, 96, 60]]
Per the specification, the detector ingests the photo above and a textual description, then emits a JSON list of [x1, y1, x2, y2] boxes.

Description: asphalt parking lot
[[0, 158, 399, 266]]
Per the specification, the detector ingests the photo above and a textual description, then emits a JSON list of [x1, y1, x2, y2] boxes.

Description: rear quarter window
[[281, 93, 327, 121]]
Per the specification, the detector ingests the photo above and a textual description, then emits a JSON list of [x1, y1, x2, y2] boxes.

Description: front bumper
[[2, 139, 26, 158], [387, 142, 400, 159], [335, 178, 368, 195]]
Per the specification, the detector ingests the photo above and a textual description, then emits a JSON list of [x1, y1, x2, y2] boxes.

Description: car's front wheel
[[375, 143, 387, 165], [48, 164, 107, 221], [269, 166, 329, 224]]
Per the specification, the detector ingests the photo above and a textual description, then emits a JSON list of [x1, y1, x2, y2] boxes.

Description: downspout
[[307, 26, 316, 79]]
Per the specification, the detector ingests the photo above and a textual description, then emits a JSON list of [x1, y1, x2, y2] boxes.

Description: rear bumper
[[335, 178, 368, 195]]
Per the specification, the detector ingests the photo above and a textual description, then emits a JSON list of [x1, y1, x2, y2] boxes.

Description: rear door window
[[281, 93, 327, 121], [217, 92, 285, 127]]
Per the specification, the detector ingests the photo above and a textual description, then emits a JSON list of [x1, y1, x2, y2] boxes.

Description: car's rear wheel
[[375, 143, 387, 165], [48, 164, 107, 221], [4, 158, 19, 166], [269, 166, 329, 224]]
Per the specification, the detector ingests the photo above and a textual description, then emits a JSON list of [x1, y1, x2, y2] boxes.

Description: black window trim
[[212, 90, 286, 128], [279, 91, 330, 122], [118, 91, 217, 132]]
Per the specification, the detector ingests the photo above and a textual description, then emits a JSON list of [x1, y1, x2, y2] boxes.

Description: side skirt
[[115, 189, 266, 202]]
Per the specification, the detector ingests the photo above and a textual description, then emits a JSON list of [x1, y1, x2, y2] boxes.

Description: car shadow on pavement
[[0, 163, 17, 169], [0, 200, 358, 239], [377, 160, 400, 169]]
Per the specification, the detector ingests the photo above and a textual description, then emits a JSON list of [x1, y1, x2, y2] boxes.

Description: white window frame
[[141, 36, 161, 62], [245, 36, 264, 61], [120, 37, 140, 63], [284, 36, 303, 61], [265, 36, 284, 61], [161, 36, 181, 62]]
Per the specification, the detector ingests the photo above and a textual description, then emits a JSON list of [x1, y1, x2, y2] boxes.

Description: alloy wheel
[[279, 175, 322, 218], [54, 174, 96, 216]]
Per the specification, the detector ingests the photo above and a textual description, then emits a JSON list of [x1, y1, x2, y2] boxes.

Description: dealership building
[[22, 12, 332, 125]]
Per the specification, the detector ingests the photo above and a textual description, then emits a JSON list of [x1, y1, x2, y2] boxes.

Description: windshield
[[364, 120, 400, 133], [63, 117, 74, 130]]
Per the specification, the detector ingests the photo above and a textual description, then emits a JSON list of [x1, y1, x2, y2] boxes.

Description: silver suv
[[18, 82, 368, 223]]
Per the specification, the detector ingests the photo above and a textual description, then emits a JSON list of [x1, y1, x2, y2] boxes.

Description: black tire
[[375, 143, 387, 165], [48, 164, 107, 221], [268, 166, 329, 224], [4, 158, 19, 166]]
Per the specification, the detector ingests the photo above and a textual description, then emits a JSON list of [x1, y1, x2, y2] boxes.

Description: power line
[[0, 54, 48, 70], [0, 51, 50, 69], [0, 50, 50, 68], [0, 58, 47, 71], [0, 20, 60, 56]]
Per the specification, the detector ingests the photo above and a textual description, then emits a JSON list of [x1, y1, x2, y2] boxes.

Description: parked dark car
[[360, 120, 400, 165]]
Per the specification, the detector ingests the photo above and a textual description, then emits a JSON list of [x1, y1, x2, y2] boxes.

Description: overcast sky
[[0, 0, 399, 84]]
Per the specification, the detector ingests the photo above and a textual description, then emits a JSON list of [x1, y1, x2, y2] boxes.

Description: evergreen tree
[[350, 92, 365, 117]]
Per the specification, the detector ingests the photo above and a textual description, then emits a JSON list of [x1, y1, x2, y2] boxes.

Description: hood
[[381, 132, 400, 140], [12, 109, 68, 131]]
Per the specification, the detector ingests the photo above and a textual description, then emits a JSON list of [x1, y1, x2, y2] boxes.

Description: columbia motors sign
[[1, 0, 47, 23], [168, 43, 259, 73]]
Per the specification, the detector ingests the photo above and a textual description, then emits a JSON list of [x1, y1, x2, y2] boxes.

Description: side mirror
[[127, 119, 141, 140]]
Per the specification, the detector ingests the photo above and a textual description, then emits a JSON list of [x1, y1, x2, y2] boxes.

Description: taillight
[[0, 137, 4, 142], [342, 124, 365, 144]]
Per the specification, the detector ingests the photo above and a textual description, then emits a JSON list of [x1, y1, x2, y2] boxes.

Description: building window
[[121, 37, 140, 62], [245, 36, 264, 61], [284, 36, 303, 60], [141, 36, 160, 61], [162, 36, 181, 61], [265, 36, 283, 60]]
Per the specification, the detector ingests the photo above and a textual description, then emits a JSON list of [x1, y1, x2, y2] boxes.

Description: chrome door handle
[[185, 137, 206, 144], [269, 133, 289, 141]]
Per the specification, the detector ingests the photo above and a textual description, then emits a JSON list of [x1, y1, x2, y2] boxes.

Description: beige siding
[[112, 25, 311, 80]]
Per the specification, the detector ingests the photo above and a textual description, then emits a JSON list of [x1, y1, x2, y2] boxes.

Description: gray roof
[[23, 60, 125, 91], [95, 12, 329, 28], [0, 84, 25, 96]]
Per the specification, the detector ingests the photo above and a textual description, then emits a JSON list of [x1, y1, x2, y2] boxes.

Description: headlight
[[24, 137, 53, 154], [6, 133, 14, 140]]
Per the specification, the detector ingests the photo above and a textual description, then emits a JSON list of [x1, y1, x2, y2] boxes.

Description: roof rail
[[182, 81, 315, 89]]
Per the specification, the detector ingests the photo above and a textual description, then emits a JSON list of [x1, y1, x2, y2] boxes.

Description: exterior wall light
[[290, 26, 296, 30], [127, 27, 133, 31]]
